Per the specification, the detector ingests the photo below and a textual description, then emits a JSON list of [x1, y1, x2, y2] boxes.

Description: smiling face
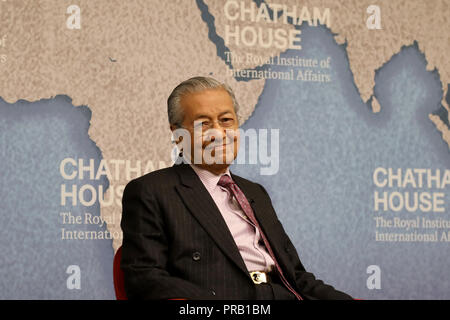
[[173, 87, 240, 175]]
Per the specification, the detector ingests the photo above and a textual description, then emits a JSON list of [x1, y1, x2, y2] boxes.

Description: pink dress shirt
[[190, 164, 275, 272]]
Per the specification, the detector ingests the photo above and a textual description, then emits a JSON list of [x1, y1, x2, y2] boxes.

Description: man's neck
[[194, 163, 230, 176]]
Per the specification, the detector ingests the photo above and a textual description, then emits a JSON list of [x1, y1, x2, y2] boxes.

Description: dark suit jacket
[[120, 163, 352, 300]]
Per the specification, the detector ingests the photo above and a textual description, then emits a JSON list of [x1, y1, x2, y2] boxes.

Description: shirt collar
[[189, 164, 231, 194]]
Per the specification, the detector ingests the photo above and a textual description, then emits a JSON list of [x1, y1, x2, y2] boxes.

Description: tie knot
[[218, 174, 234, 189]]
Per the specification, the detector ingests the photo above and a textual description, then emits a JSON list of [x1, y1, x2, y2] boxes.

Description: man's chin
[[185, 147, 237, 166], [194, 154, 236, 171], [202, 147, 236, 164]]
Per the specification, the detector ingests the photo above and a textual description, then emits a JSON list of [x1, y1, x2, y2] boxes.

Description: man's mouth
[[203, 141, 233, 150], [203, 141, 234, 150]]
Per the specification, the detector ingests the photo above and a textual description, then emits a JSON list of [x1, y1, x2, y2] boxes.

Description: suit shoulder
[[124, 165, 179, 192], [231, 173, 255, 185], [231, 173, 268, 195]]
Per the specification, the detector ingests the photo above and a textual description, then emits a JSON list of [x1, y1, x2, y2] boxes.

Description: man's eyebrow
[[193, 111, 233, 120], [219, 111, 234, 117], [193, 114, 211, 120]]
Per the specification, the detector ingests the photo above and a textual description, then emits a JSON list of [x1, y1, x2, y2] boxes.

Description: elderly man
[[120, 76, 352, 300]]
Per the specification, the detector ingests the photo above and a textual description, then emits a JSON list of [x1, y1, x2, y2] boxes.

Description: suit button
[[192, 252, 201, 261]]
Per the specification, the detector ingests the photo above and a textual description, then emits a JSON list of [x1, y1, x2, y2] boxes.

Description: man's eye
[[194, 121, 208, 129], [221, 118, 234, 126]]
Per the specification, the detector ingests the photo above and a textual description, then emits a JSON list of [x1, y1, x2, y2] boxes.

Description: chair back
[[113, 246, 127, 300]]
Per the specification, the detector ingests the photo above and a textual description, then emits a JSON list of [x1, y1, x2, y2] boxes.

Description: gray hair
[[167, 76, 240, 128]]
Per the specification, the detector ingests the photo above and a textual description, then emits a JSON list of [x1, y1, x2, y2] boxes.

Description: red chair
[[113, 246, 186, 300], [113, 246, 127, 300]]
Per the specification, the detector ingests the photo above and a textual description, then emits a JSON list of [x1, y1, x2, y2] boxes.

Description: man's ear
[[170, 125, 184, 144]]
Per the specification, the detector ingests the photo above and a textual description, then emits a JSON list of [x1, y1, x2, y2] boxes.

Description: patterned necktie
[[218, 174, 303, 300]]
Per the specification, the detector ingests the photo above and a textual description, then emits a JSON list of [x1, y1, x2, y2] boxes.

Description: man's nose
[[206, 126, 226, 143], [211, 120, 223, 130]]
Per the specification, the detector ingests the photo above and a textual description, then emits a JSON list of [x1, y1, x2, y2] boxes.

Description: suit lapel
[[174, 164, 249, 276]]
